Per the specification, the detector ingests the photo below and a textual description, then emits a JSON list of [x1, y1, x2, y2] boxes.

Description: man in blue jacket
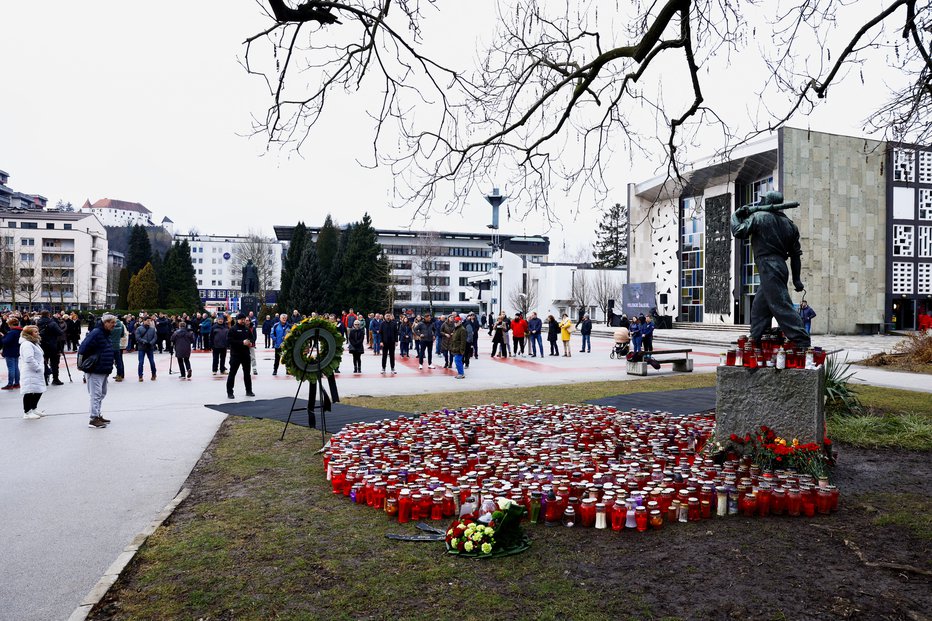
[[79, 314, 116, 429], [527, 312, 543, 357], [270, 313, 291, 376]]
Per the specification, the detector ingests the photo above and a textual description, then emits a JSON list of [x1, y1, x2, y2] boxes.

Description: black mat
[[586, 386, 716, 416], [205, 398, 408, 434]]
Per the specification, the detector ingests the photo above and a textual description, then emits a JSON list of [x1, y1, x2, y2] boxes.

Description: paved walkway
[[1, 329, 929, 621]]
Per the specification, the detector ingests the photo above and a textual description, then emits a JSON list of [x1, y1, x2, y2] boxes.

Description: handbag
[[77, 353, 98, 373]]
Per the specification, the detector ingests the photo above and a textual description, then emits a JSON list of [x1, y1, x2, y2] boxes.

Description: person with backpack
[[78, 314, 117, 428], [171, 321, 195, 380]]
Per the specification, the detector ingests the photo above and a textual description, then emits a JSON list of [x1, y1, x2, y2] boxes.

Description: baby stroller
[[610, 341, 630, 359]]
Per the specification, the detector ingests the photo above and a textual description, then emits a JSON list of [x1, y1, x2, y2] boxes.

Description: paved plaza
[[1, 331, 929, 621]]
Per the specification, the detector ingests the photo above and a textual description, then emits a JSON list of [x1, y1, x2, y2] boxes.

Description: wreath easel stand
[[280, 324, 341, 443]]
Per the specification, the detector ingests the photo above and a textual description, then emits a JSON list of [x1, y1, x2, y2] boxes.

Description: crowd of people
[[2, 305, 612, 429]]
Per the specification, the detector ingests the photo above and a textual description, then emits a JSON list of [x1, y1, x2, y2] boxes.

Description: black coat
[[228, 324, 252, 359], [379, 320, 399, 346], [347, 327, 366, 353]]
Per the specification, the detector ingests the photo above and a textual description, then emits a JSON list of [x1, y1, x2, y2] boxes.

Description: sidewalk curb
[[66, 487, 191, 621]]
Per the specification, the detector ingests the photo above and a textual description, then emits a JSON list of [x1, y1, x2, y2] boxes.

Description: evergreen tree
[[316, 215, 340, 312], [592, 202, 629, 268], [126, 224, 153, 276], [172, 240, 201, 310], [117, 268, 130, 309], [150, 249, 164, 306], [127, 262, 159, 310], [291, 237, 323, 315], [279, 221, 307, 312], [330, 227, 349, 309], [339, 214, 387, 312]]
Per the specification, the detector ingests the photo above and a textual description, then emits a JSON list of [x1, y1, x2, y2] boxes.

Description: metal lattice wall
[[704, 193, 732, 315]]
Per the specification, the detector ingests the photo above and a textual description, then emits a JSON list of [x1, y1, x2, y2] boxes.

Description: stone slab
[[715, 366, 825, 444], [673, 359, 694, 373], [627, 361, 648, 376]]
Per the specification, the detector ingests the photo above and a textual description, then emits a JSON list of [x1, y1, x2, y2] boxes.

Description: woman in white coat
[[19, 325, 46, 419]]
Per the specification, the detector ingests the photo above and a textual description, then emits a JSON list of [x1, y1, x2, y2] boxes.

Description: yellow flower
[[792, 438, 799, 447], [481, 542, 493, 554], [464, 541, 474, 552]]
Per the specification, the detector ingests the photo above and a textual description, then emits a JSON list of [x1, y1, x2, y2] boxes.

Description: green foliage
[[823, 355, 863, 417], [126, 224, 154, 276], [278, 221, 307, 312], [117, 267, 130, 309], [316, 215, 340, 311], [338, 213, 388, 313], [828, 413, 932, 451], [127, 262, 160, 310], [592, 202, 628, 268], [291, 238, 322, 315]]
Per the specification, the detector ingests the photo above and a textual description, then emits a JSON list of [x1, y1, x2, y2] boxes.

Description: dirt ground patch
[[91, 417, 932, 621]]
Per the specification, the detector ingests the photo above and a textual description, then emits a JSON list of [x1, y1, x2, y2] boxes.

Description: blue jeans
[[5, 357, 19, 386], [581, 334, 591, 351], [435, 335, 442, 355], [373, 333, 382, 354], [803, 321, 812, 334], [137, 348, 156, 377], [454, 354, 464, 376], [528, 332, 544, 356], [114, 350, 125, 378], [632, 335, 642, 354]]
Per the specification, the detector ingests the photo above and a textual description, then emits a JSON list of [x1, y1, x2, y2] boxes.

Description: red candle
[[579, 498, 597, 528], [786, 489, 801, 517], [398, 490, 412, 523], [635, 506, 648, 532]]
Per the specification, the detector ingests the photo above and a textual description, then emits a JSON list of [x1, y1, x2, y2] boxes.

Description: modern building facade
[[627, 126, 930, 333], [0, 169, 47, 212], [0, 210, 109, 309], [273, 225, 551, 315], [173, 233, 284, 311], [81, 198, 154, 227]]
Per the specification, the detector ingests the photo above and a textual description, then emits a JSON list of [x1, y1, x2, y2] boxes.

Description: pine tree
[[339, 214, 387, 312], [126, 224, 153, 276], [316, 215, 340, 312], [174, 240, 201, 310], [117, 268, 130, 309], [150, 249, 164, 306], [592, 202, 629, 268], [127, 262, 159, 310], [291, 237, 323, 315], [279, 221, 307, 312]]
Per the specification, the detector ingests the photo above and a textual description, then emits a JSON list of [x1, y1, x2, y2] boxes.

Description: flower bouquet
[[445, 498, 531, 559], [729, 426, 833, 479]]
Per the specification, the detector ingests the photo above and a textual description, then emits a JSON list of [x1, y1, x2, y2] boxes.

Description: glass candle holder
[[816, 488, 832, 515], [579, 498, 597, 528], [529, 491, 542, 524], [611, 499, 626, 531], [562, 506, 576, 528], [786, 489, 801, 517], [649, 509, 663, 530], [716, 489, 728, 517], [595, 503, 608, 530], [687, 497, 701, 522], [635, 506, 648, 532]]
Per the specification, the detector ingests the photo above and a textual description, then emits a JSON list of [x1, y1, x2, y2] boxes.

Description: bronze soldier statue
[[731, 191, 810, 348], [241, 260, 260, 296]]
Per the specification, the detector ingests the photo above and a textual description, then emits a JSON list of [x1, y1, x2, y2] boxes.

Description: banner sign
[[622, 282, 656, 318]]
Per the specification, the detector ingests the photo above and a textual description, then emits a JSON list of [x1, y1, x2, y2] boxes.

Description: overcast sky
[[1, 1, 898, 256]]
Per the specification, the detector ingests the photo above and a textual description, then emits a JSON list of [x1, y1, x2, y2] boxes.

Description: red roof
[[89, 198, 151, 214]]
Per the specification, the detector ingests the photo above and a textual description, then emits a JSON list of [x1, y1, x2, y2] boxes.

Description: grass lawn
[[827, 384, 932, 451], [90, 378, 932, 620]]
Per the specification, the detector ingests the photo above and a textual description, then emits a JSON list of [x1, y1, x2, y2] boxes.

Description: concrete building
[[81, 198, 154, 227], [106, 249, 125, 308], [173, 233, 284, 311], [626, 126, 931, 333], [0, 169, 47, 212], [0, 210, 108, 310], [273, 225, 551, 315]]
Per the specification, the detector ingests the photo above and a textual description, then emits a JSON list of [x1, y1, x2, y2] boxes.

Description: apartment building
[[0, 210, 108, 309]]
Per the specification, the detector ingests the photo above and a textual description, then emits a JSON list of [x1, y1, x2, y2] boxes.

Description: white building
[[173, 233, 284, 311], [0, 210, 108, 309], [469, 252, 626, 323], [81, 198, 154, 227], [273, 225, 551, 315]]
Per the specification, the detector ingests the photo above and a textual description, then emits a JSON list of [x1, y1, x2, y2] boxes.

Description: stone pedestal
[[627, 361, 648, 376], [716, 366, 825, 445]]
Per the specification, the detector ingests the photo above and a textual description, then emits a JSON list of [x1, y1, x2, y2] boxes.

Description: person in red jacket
[[511, 312, 528, 357]]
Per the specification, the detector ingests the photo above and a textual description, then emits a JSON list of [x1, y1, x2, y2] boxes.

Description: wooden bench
[[626, 348, 693, 376]]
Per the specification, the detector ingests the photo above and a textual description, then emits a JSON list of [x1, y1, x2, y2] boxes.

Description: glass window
[[46, 223, 55, 229], [64, 224, 72, 230], [679, 197, 704, 322]]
